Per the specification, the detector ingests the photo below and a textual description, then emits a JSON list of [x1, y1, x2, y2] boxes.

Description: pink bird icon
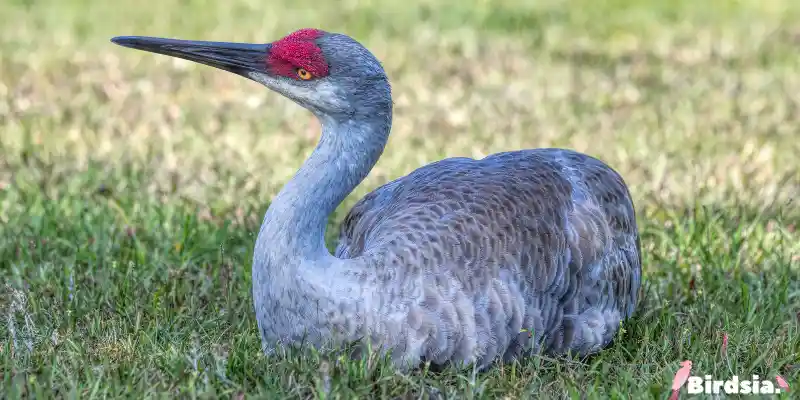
[[669, 360, 693, 400], [776, 374, 789, 392]]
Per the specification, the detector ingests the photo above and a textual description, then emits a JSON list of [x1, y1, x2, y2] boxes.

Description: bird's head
[[679, 360, 693, 368], [111, 28, 391, 120]]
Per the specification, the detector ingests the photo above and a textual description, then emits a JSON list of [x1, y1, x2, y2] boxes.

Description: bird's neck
[[255, 110, 391, 264]]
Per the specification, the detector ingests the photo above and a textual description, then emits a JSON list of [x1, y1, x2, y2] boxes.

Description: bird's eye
[[296, 68, 313, 80]]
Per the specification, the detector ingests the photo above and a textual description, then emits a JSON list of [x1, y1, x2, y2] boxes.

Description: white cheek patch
[[248, 71, 346, 111]]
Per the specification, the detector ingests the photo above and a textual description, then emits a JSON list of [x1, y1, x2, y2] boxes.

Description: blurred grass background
[[1, 0, 799, 398]]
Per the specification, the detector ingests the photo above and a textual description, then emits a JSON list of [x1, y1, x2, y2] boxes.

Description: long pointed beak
[[111, 36, 271, 77]]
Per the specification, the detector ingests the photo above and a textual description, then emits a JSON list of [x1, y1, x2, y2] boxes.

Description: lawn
[[1, 0, 799, 398]]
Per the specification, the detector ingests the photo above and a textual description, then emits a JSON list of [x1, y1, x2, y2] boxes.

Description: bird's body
[[340, 149, 640, 366], [670, 361, 693, 400], [775, 375, 789, 392], [112, 28, 642, 371]]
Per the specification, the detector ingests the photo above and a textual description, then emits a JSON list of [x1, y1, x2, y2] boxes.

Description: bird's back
[[335, 148, 641, 369]]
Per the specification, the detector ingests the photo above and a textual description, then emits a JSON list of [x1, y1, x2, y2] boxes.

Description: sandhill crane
[[111, 28, 642, 371]]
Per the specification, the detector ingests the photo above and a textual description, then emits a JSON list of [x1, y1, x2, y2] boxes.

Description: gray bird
[[112, 28, 642, 371]]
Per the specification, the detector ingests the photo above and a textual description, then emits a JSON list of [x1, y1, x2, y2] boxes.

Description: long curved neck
[[255, 108, 391, 264]]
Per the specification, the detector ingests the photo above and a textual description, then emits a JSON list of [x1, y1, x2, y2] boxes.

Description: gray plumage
[[111, 29, 642, 371]]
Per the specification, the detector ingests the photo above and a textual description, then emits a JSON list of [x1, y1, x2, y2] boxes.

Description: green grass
[[1, 0, 799, 398]]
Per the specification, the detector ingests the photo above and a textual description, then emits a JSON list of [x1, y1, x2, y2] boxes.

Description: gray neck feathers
[[255, 81, 392, 264]]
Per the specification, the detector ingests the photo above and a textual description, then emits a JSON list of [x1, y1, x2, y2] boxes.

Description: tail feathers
[[669, 390, 679, 400]]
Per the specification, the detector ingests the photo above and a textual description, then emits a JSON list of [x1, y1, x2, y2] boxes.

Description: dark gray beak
[[111, 36, 271, 78]]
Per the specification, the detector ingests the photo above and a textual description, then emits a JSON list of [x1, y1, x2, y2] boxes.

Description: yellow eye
[[296, 68, 313, 80]]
